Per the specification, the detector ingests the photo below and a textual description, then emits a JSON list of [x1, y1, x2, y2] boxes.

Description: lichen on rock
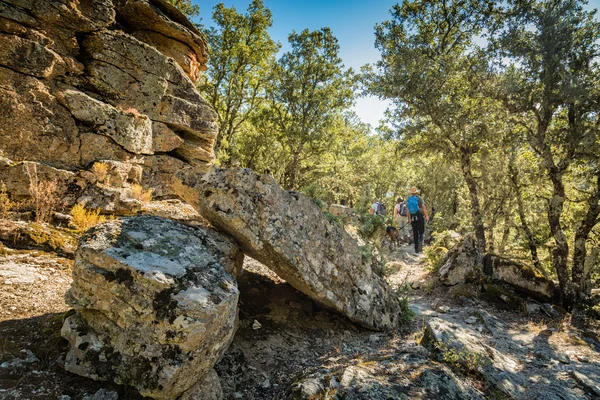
[[63, 216, 242, 399], [174, 166, 405, 331]]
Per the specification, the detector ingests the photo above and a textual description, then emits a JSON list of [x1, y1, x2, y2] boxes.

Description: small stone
[[289, 301, 303, 310], [525, 302, 541, 314], [261, 379, 270, 388], [437, 306, 450, 313], [233, 393, 243, 399], [541, 303, 561, 318], [557, 354, 570, 364], [82, 389, 119, 400], [411, 280, 424, 289], [465, 316, 478, 324], [252, 320, 262, 330], [576, 354, 589, 363], [572, 371, 600, 397], [369, 334, 381, 343], [57, 396, 71, 400]]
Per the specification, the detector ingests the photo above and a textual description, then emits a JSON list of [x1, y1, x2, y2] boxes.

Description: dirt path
[[1, 239, 600, 399], [384, 244, 600, 400]]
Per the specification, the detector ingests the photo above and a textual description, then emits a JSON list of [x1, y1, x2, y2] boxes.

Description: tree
[[266, 28, 356, 189], [199, 0, 279, 164], [167, 0, 200, 19], [368, 0, 496, 257], [492, 0, 600, 306]]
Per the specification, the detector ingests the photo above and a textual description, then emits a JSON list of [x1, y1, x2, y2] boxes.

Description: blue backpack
[[407, 196, 420, 215]]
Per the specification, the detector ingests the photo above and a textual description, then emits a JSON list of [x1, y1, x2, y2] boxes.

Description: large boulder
[[422, 317, 527, 399], [439, 236, 558, 302], [438, 235, 479, 286], [174, 166, 403, 330], [62, 216, 243, 399]]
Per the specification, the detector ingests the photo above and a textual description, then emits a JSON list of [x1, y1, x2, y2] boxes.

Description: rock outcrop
[[0, 0, 213, 212], [439, 236, 558, 302], [423, 317, 527, 398], [438, 235, 480, 286], [63, 216, 242, 399], [174, 166, 403, 330]]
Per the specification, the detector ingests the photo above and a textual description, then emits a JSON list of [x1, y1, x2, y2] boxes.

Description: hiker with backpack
[[370, 198, 386, 216], [406, 187, 429, 253], [393, 197, 410, 242]]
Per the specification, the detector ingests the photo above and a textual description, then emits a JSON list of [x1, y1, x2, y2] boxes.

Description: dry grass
[[118, 106, 143, 118], [130, 184, 153, 203], [0, 181, 16, 219], [91, 162, 109, 185], [25, 164, 62, 223], [70, 204, 106, 232]]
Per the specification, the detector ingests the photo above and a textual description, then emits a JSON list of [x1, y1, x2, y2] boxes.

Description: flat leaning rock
[[175, 166, 403, 330], [62, 215, 241, 399]]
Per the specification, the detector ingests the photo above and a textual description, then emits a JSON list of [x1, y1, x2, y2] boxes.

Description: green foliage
[[200, 0, 279, 164], [264, 28, 357, 189], [196, 0, 600, 302], [434, 341, 485, 375], [166, 0, 199, 19], [324, 211, 344, 226], [424, 245, 449, 274], [397, 296, 414, 327], [358, 213, 385, 239], [359, 244, 375, 264]]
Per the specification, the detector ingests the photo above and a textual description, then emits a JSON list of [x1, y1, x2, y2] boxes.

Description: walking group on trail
[[371, 186, 430, 253], [391, 187, 429, 253]]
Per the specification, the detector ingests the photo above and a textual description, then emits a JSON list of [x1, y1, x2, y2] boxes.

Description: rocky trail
[[2, 235, 600, 399]]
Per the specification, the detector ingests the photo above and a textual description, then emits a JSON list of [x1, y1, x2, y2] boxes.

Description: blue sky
[[192, 0, 600, 128], [192, 0, 398, 128]]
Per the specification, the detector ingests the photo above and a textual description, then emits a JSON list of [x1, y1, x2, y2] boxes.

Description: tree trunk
[[286, 151, 301, 190], [498, 201, 511, 254], [508, 157, 541, 269], [572, 170, 600, 296], [459, 148, 486, 258], [488, 211, 498, 253], [547, 169, 572, 307]]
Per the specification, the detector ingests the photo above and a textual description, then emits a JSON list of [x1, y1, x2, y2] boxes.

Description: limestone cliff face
[[0, 0, 213, 213]]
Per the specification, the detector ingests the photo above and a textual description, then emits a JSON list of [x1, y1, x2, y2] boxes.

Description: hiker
[[370, 198, 386, 216], [369, 198, 378, 214], [393, 197, 410, 242], [406, 187, 429, 253]]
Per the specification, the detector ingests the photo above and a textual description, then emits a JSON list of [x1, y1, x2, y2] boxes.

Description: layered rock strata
[[63, 216, 242, 399], [174, 166, 403, 330], [0, 0, 214, 212]]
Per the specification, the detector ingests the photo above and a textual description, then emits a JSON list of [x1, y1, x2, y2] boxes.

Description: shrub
[[313, 198, 327, 211], [424, 245, 449, 274], [130, 184, 153, 203], [71, 204, 106, 232], [0, 181, 14, 219], [398, 296, 414, 326], [358, 213, 385, 239], [25, 164, 62, 223], [434, 341, 485, 375], [91, 162, 109, 185], [324, 211, 344, 226]]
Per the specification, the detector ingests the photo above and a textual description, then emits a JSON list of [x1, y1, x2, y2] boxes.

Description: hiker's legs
[[416, 216, 425, 252], [402, 220, 410, 241], [411, 218, 419, 252]]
